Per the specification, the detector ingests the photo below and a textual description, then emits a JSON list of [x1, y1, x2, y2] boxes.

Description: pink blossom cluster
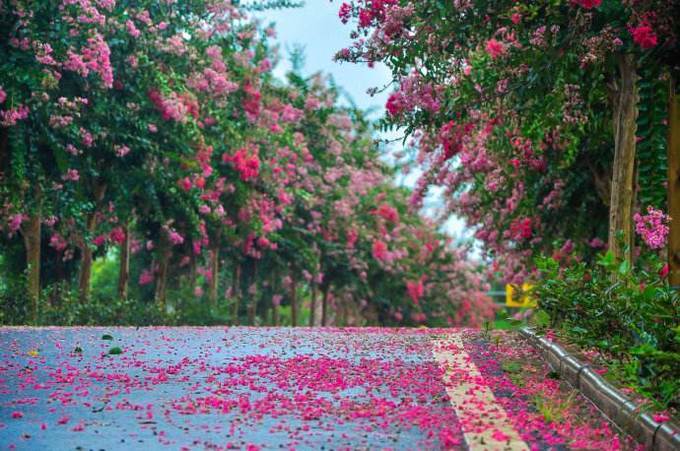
[[634, 206, 670, 249], [0, 105, 29, 126], [148, 90, 199, 123], [223, 147, 260, 181], [63, 33, 113, 88]]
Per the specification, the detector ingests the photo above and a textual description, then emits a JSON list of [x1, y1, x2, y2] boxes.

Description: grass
[[533, 391, 578, 424]]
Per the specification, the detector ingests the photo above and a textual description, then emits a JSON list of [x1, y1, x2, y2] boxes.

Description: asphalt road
[[0, 327, 621, 450]]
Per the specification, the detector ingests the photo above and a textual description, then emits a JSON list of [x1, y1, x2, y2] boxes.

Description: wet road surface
[[0, 327, 626, 450]]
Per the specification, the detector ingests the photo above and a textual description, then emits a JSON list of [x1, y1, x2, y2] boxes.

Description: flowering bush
[[535, 251, 680, 407]]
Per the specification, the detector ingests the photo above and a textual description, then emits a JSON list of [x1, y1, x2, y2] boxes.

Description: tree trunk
[[321, 284, 330, 327], [247, 261, 257, 325], [290, 280, 298, 327], [668, 79, 680, 287], [0, 127, 8, 174], [77, 214, 96, 303], [341, 299, 349, 327], [78, 183, 107, 303], [309, 282, 317, 327], [189, 248, 197, 288], [209, 240, 220, 305], [155, 239, 171, 310], [22, 211, 41, 323], [232, 263, 241, 325], [117, 223, 130, 299], [608, 54, 638, 266], [273, 302, 280, 326]]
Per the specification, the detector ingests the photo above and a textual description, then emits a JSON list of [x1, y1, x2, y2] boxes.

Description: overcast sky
[[254, 2, 474, 246], [255, 2, 393, 114]]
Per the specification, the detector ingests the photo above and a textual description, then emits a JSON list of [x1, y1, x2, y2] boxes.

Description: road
[[0, 327, 626, 450]]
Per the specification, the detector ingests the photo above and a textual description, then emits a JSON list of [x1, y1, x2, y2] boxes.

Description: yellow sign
[[506, 283, 537, 308]]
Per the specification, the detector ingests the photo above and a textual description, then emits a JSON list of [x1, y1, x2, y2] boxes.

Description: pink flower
[[62, 168, 80, 182], [281, 104, 303, 123], [242, 84, 261, 122], [178, 177, 192, 191], [109, 227, 126, 244], [272, 294, 283, 306], [653, 413, 670, 423], [115, 145, 130, 157], [485, 39, 506, 59], [659, 264, 670, 279], [358, 9, 373, 28], [338, 3, 352, 24], [372, 240, 390, 261], [0, 105, 29, 126], [571, 0, 602, 9], [126, 20, 141, 38], [11, 411, 23, 419], [166, 228, 184, 246], [139, 269, 154, 285], [80, 128, 94, 147], [0, 86, 6, 103], [634, 206, 670, 249], [385, 92, 405, 117], [49, 234, 68, 252], [509, 217, 533, 240], [223, 147, 260, 181], [374, 203, 399, 223], [8, 213, 25, 233], [588, 237, 605, 249], [406, 276, 426, 305], [631, 24, 658, 49]]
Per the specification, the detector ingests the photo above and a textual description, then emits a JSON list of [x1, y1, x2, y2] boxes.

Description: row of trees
[[0, 0, 495, 326], [335, 0, 680, 405], [336, 0, 679, 282]]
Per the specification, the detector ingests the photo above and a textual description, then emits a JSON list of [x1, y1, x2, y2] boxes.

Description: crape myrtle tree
[[335, 0, 679, 282], [0, 0, 495, 326]]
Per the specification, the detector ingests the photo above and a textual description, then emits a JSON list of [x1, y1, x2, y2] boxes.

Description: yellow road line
[[432, 333, 529, 451]]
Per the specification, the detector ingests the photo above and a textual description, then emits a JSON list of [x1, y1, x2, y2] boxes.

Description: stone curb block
[[518, 327, 680, 451]]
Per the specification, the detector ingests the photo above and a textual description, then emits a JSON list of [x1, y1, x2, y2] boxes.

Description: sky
[[255, 1, 393, 114], [254, 2, 474, 246]]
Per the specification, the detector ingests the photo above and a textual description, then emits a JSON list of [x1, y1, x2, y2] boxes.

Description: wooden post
[[668, 79, 680, 287], [608, 54, 639, 266]]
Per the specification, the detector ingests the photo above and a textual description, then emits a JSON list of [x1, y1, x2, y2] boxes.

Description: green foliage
[[534, 252, 680, 407], [636, 69, 668, 210]]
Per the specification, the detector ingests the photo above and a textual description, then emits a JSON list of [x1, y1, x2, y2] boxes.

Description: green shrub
[[534, 251, 680, 408]]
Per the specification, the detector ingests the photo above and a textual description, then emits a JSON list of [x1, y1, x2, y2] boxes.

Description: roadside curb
[[518, 327, 680, 451]]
